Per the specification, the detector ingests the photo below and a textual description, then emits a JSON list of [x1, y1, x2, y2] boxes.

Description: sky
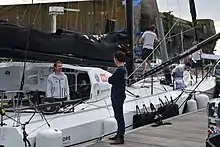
[[156, 0, 220, 54]]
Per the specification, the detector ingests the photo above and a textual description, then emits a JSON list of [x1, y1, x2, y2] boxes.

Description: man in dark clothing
[[108, 51, 127, 145]]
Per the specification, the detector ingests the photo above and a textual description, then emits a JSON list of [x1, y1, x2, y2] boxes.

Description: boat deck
[[86, 109, 208, 147]]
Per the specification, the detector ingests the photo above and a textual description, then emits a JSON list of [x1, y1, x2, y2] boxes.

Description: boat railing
[[201, 63, 215, 78], [0, 90, 28, 127], [0, 90, 83, 127]]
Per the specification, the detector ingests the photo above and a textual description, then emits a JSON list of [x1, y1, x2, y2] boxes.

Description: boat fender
[[36, 128, 62, 147], [187, 99, 197, 112], [195, 94, 209, 109], [102, 118, 117, 136]]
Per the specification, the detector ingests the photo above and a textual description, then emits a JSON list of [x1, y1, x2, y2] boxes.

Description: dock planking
[[86, 109, 208, 147]]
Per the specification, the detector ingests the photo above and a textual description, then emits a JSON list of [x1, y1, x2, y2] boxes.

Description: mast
[[189, 0, 199, 82], [125, 0, 134, 79], [189, 0, 198, 41], [154, 0, 172, 84]]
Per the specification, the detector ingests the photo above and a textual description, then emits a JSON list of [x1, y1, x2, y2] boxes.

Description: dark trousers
[[112, 98, 125, 138]]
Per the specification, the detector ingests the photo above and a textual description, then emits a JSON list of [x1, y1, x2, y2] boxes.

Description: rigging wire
[[21, 83, 150, 136], [129, 0, 196, 109], [20, 5, 30, 24], [176, 0, 185, 61], [6, 4, 52, 146], [32, 4, 41, 26], [146, 62, 168, 92], [127, 0, 199, 84], [1, 0, 211, 146], [65, 89, 197, 147], [178, 60, 218, 109], [111, 0, 115, 19], [28, 94, 51, 127], [166, 26, 197, 40], [66, 3, 70, 29], [101, 0, 104, 33], [9, 70, 213, 139], [2, 102, 38, 147], [76, 2, 80, 30], [126, 18, 180, 81]]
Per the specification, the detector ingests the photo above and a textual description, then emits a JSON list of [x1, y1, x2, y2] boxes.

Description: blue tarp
[[122, 0, 142, 7]]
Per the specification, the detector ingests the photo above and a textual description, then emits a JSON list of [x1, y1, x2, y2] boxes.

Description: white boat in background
[[0, 61, 215, 147]]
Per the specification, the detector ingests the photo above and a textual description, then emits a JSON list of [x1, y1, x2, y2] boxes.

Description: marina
[[0, 0, 219, 147], [87, 109, 208, 147]]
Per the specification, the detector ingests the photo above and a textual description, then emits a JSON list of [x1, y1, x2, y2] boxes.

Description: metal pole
[[0, 92, 3, 126], [151, 75, 153, 94], [189, 0, 199, 82], [51, 14, 57, 33], [155, 17, 168, 62], [155, 17, 171, 83], [151, 55, 154, 94], [189, 0, 198, 41], [125, 0, 134, 80]]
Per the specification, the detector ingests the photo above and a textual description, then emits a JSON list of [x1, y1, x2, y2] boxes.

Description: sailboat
[[0, 45, 217, 147], [0, 0, 218, 147], [0, 30, 218, 147]]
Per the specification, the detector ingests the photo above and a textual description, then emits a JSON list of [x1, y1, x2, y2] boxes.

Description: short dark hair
[[149, 25, 155, 31], [114, 51, 127, 62], [54, 60, 62, 68]]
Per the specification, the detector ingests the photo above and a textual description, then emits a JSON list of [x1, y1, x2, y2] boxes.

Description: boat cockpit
[[0, 62, 112, 109], [63, 68, 91, 100]]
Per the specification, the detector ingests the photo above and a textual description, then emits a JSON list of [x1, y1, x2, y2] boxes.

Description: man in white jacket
[[46, 61, 70, 101], [171, 62, 191, 90]]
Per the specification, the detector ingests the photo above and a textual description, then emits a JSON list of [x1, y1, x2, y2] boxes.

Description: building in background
[[0, 0, 126, 34], [0, 0, 216, 55]]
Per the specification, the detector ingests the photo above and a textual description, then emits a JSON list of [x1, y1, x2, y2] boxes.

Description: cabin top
[[0, 62, 102, 72], [0, 61, 113, 102]]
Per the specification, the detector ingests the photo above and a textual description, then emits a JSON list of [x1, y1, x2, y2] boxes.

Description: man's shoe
[[110, 137, 124, 145], [109, 135, 117, 140]]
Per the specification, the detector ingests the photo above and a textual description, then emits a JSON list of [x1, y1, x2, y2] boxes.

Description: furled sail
[[0, 20, 131, 66]]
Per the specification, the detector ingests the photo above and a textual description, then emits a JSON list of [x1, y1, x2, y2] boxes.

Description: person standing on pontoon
[[46, 61, 70, 101], [172, 62, 191, 90], [108, 51, 127, 145], [139, 25, 158, 75]]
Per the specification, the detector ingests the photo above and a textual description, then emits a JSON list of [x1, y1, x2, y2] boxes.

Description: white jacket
[[46, 72, 70, 100], [171, 64, 186, 90]]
